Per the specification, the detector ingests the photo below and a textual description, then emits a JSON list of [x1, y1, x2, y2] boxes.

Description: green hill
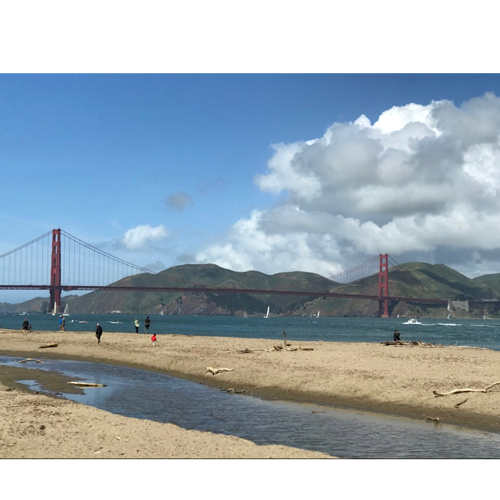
[[3, 262, 500, 318]]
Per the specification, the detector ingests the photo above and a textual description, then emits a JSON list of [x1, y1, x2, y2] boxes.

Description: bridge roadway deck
[[0, 284, 450, 305]]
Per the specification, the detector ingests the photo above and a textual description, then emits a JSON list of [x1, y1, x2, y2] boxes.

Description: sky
[[4, 73, 500, 302]]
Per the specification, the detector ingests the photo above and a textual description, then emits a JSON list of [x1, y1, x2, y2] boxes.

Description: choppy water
[[2, 313, 499, 350], [2, 314, 499, 458]]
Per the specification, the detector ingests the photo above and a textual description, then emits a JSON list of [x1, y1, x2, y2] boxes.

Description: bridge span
[[0, 228, 451, 317]]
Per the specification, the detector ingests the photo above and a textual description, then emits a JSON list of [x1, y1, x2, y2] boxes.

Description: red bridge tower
[[378, 254, 389, 318], [49, 228, 61, 314]]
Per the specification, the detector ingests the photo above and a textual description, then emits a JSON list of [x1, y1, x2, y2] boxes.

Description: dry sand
[[1, 328, 500, 458]]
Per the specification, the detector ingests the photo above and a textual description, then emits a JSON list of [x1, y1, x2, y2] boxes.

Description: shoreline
[[1, 328, 500, 457]]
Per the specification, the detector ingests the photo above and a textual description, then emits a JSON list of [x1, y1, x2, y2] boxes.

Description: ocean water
[[2, 313, 500, 458]]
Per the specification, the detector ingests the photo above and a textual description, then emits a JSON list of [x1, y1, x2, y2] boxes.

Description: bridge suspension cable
[[0, 229, 156, 290], [59, 230, 155, 287], [327, 256, 381, 284]]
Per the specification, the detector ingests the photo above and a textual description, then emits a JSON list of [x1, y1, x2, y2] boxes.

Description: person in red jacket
[[151, 333, 157, 346]]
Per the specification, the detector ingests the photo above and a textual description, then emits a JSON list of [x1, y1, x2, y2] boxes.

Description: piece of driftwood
[[225, 388, 247, 394], [380, 340, 443, 348], [312, 411, 325, 414], [299, 347, 314, 351], [17, 358, 43, 363], [433, 381, 500, 397], [69, 381, 107, 387], [206, 367, 234, 376], [273, 345, 283, 351], [39, 343, 58, 349], [237, 348, 253, 354], [426, 416, 440, 423], [454, 398, 468, 408]]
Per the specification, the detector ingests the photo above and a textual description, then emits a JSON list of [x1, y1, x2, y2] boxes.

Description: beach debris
[[299, 347, 314, 351], [38, 343, 58, 349], [454, 346, 489, 350], [312, 411, 325, 414], [273, 345, 283, 351], [454, 398, 469, 408], [237, 348, 253, 354], [205, 367, 234, 376], [433, 381, 500, 397], [380, 340, 443, 348], [68, 381, 107, 387], [17, 358, 44, 363], [425, 416, 440, 423]]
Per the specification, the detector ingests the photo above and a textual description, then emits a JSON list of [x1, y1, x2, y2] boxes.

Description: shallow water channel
[[2, 355, 500, 459]]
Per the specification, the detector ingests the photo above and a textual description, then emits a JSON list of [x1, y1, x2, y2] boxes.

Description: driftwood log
[[206, 367, 234, 376], [39, 343, 58, 349], [17, 358, 44, 363], [69, 381, 107, 387], [454, 398, 468, 408], [433, 381, 500, 397], [380, 340, 443, 348], [425, 416, 440, 423]]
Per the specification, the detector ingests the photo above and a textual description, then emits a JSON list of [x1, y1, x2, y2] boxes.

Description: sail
[[265, 306, 270, 319]]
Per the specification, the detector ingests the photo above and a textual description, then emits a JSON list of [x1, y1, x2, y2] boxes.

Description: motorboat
[[403, 318, 421, 325]]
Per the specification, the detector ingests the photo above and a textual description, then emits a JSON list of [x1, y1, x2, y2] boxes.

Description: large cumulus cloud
[[197, 92, 500, 278]]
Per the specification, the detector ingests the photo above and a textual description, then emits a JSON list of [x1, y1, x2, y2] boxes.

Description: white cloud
[[197, 93, 500, 277], [122, 224, 170, 251]]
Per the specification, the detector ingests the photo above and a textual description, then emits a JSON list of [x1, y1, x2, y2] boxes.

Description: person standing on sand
[[59, 315, 65, 332], [394, 330, 401, 341], [144, 316, 151, 334], [22, 317, 29, 333], [134, 318, 140, 334], [96, 323, 103, 344], [151, 333, 157, 346]]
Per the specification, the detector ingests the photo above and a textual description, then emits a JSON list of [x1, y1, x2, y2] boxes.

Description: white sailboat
[[160, 309, 164, 316], [62, 304, 70, 317], [52, 303, 57, 316], [264, 306, 270, 319], [316, 310, 320, 318]]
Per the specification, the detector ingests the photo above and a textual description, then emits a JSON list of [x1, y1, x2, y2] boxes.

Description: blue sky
[[4, 73, 500, 302]]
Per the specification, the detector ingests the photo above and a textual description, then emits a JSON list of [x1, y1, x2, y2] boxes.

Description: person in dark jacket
[[22, 317, 29, 333], [144, 316, 151, 334], [393, 329, 401, 341], [96, 323, 103, 344]]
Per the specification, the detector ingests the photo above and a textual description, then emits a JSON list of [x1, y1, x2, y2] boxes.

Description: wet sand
[[1, 328, 500, 458]]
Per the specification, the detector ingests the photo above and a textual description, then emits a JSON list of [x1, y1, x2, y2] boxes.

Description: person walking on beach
[[134, 318, 140, 334], [151, 333, 157, 346], [144, 316, 151, 334], [59, 315, 65, 332], [393, 329, 401, 341], [96, 323, 103, 344], [22, 317, 29, 333]]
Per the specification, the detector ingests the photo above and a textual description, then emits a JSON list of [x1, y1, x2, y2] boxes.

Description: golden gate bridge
[[0, 229, 449, 317]]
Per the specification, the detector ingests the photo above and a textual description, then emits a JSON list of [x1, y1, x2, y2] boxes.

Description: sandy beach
[[1, 328, 500, 458]]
